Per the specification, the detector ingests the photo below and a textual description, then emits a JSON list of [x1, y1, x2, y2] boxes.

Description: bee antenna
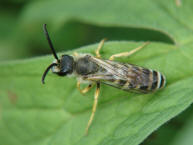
[[43, 24, 59, 61], [42, 63, 58, 84]]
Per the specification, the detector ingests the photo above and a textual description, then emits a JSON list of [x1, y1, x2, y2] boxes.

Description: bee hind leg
[[85, 82, 100, 135], [109, 42, 150, 60], [77, 81, 94, 94], [95, 38, 107, 58]]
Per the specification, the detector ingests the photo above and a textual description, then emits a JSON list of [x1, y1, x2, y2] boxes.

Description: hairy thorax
[[75, 55, 99, 75]]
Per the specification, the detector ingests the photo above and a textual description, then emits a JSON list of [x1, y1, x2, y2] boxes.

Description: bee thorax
[[75, 55, 99, 75]]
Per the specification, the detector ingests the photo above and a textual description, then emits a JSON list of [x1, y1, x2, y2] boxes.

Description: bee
[[41, 24, 166, 134]]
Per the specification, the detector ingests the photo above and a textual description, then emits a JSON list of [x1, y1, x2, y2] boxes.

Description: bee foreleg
[[95, 38, 107, 58], [77, 81, 94, 94], [85, 82, 100, 135], [109, 42, 150, 60]]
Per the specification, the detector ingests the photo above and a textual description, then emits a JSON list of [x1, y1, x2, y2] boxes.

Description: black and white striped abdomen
[[101, 67, 166, 93], [112, 67, 166, 93], [149, 70, 166, 90], [136, 69, 166, 92]]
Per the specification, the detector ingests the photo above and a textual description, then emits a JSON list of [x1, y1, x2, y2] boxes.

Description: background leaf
[[20, 0, 193, 44], [0, 41, 193, 145]]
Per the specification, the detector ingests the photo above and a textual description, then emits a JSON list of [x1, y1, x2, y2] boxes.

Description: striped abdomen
[[136, 69, 166, 93], [103, 67, 166, 93], [124, 67, 166, 93]]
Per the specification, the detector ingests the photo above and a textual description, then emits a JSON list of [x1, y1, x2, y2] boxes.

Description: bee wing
[[85, 57, 128, 81], [85, 57, 152, 92]]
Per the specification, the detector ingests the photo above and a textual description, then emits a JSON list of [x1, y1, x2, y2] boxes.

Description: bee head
[[41, 24, 74, 84], [51, 55, 74, 76]]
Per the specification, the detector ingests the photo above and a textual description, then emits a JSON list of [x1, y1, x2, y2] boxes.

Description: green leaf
[[142, 104, 193, 145], [20, 0, 193, 44], [0, 41, 193, 145]]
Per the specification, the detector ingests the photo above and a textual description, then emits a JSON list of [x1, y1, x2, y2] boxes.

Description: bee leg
[[85, 82, 100, 135], [95, 38, 107, 58], [77, 81, 94, 94], [109, 42, 150, 60], [73, 52, 79, 57]]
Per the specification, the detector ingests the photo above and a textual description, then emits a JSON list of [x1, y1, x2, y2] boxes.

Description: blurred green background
[[0, 0, 193, 145], [0, 0, 174, 62]]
